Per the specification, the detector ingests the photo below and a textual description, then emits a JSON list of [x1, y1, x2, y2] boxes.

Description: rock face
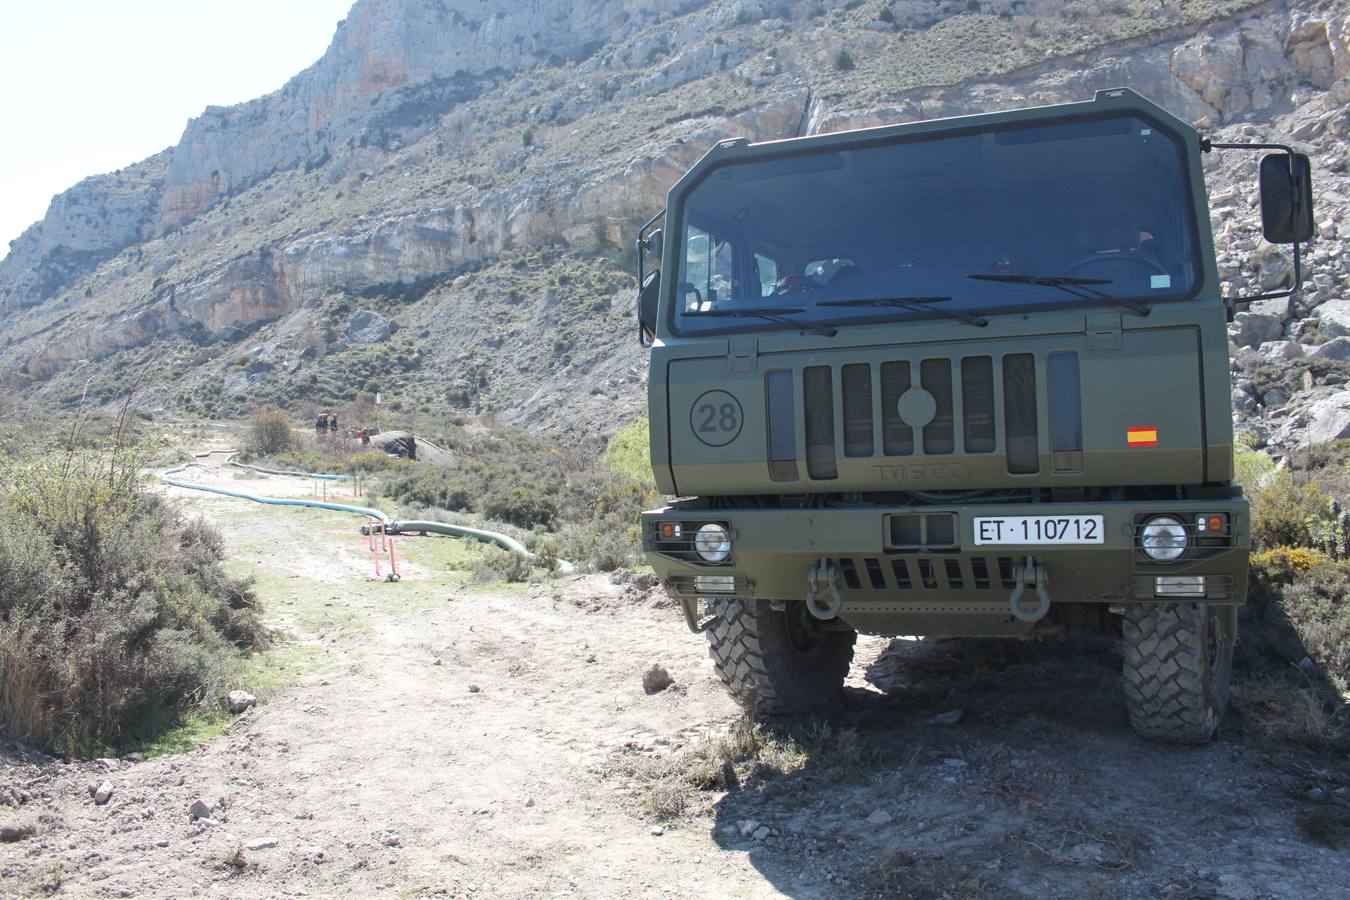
[[0, 0, 1347, 442]]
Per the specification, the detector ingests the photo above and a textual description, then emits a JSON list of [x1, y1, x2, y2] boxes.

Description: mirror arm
[[1200, 137, 1307, 310], [636, 209, 666, 348]]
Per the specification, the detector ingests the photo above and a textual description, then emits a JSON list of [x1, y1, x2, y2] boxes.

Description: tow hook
[[806, 558, 844, 620], [1008, 557, 1051, 623]]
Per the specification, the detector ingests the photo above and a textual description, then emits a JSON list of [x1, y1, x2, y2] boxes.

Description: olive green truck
[[635, 89, 1316, 743]]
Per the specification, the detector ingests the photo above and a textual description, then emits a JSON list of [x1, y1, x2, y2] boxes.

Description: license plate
[[973, 515, 1104, 545]]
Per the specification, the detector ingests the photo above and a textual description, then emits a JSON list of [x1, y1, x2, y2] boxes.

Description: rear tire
[[1122, 602, 1232, 744], [705, 599, 856, 718]]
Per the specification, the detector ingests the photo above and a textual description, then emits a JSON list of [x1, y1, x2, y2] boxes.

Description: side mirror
[[637, 271, 659, 347], [1259, 153, 1314, 244], [644, 228, 664, 259]]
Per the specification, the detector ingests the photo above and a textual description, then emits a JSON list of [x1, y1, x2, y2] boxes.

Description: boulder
[[1303, 391, 1350, 444], [1312, 337, 1350, 361], [1258, 340, 1304, 360], [342, 310, 392, 344], [1229, 310, 1282, 348], [1314, 299, 1350, 336], [227, 690, 257, 714]]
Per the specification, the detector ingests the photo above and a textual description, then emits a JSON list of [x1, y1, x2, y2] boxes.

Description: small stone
[[752, 826, 771, 841], [738, 819, 759, 837], [245, 838, 278, 851], [227, 690, 257, 714], [942, 758, 968, 768], [189, 798, 216, 820], [927, 709, 963, 725], [524, 797, 535, 808], [865, 809, 893, 826], [1068, 842, 1105, 862], [467, 684, 481, 693], [93, 781, 114, 805], [650, 825, 664, 836], [432, 658, 442, 666], [642, 664, 674, 694], [1298, 656, 1317, 672], [1304, 787, 1327, 802], [380, 831, 401, 847], [155, 840, 170, 848], [196, 817, 219, 827], [0, 823, 34, 842]]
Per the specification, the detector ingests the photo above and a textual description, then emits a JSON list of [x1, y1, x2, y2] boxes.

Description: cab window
[[682, 224, 740, 310]]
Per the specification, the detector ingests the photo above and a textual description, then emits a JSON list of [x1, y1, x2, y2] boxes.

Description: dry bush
[[609, 717, 869, 821], [471, 546, 533, 583], [1250, 473, 1331, 551], [0, 443, 264, 755], [1236, 683, 1334, 745], [246, 408, 296, 456]]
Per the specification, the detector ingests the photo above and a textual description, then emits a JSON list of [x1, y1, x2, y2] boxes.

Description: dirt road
[[2, 464, 1349, 898]]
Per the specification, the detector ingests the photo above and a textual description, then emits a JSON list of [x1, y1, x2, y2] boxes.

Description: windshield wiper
[[684, 307, 838, 337], [966, 273, 1150, 317], [817, 295, 986, 327]]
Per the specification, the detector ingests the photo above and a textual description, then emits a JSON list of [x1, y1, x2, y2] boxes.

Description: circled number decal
[[690, 390, 743, 447]]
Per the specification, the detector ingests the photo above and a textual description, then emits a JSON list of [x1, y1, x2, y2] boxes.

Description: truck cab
[[637, 89, 1313, 743]]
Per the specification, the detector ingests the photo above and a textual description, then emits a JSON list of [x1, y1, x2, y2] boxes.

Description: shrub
[[0, 444, 263, 755], [834, 49, 856, 71], [247, 409, 295, 456], [1250, 546, 1324, 585], [472, 546, 533, 583], [1274, 560, 1350, 690], [1250, 473, 1330, 551]]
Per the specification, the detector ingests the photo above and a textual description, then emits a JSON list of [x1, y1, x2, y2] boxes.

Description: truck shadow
[[705, 632, 1350, 899]]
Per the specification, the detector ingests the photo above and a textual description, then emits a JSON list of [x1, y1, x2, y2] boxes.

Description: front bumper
[[642, 499, 1249, 636]]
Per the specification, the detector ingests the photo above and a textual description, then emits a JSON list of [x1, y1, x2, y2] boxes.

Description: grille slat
[[842, 363, 874, 457], [880, 361, 914, 456], [920, 359, 955, 454], [961, 356, 996, 453], [794, 353, 1041, 472], [803, 366, 838, 480]]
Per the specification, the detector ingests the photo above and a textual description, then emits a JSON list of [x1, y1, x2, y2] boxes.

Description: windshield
[[672, 113, 1202, 335]]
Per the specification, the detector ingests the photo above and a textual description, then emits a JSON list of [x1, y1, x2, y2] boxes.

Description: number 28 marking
[[690, 390, 743, 447]]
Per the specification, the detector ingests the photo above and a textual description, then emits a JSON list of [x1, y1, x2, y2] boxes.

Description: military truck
[[635, 89, 1314, 744]]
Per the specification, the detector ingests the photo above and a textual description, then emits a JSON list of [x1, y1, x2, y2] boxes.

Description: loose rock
[[642, 664, 674, 694], [866, 809, 893, 826], [92, 781, 114, 805], [927, 709, 963, 725], [227, 690, 257, 714], [189, 797, 216, 820], [0, 823, 34, 842]]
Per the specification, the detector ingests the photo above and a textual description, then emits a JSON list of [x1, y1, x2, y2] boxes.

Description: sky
[[0, 0, 356, 260]]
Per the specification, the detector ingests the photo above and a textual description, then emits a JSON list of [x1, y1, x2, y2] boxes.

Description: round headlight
[[694, 523, 731, 563], [1141, 515, 1188, 562]]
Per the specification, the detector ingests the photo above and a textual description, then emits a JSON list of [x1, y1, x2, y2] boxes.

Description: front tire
[[1122, 602, 1233, 743], [705, 599, 856, 718]]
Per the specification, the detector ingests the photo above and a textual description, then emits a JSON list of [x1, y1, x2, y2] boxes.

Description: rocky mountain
[[0, 0, 1346, 445]]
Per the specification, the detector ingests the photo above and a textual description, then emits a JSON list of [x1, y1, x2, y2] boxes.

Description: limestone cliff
[[0, 0, 1346, 444]]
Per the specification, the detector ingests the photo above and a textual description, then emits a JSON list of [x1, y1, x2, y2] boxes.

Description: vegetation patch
[[0, 437, 265, 756]]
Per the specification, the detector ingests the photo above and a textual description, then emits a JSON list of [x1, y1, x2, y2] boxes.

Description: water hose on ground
[[161, 462, 575, 574]]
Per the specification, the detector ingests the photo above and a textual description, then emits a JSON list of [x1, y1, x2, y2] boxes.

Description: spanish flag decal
[[1127, 426, 1159, 447]]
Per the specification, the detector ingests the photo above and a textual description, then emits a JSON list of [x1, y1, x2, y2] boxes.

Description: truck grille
[[827, 555, 1019, 592], [777, 352, 1071, 480]]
